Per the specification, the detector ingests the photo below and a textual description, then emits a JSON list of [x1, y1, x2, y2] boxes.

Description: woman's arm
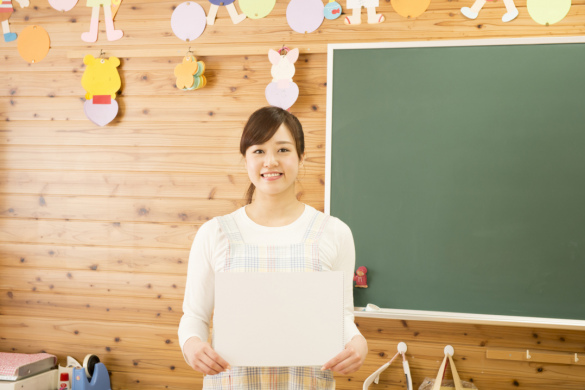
[[178, 220, 229, 373], [322, 219, 368, 374]]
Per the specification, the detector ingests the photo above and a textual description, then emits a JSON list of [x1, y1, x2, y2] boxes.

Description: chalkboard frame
[[325, 37, 585, 330]]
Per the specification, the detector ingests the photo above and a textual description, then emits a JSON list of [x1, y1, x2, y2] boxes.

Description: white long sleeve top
[[178, 204, 362, 355]]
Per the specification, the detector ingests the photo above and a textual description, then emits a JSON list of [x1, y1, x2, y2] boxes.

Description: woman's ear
[[299, 153, 305, 166]]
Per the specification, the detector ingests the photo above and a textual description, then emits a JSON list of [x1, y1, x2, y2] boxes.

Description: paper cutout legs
[[207, 3, 246, 25], [1, 20, 17, 42], [81, 3, 123, 42], [344, 3, 384, 24], [2, 0, 30, 42], [461, 0, 518, 22]]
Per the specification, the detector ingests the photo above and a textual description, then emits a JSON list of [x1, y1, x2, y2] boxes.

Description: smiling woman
[[240, 106, 305, 206], [178, 106, 368, 389]]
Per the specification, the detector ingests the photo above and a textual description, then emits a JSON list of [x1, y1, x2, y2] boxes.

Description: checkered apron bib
[[203, 208, 336, 390]]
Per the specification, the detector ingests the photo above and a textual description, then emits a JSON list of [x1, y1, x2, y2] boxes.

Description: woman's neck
[[245, 196, 305, 227]]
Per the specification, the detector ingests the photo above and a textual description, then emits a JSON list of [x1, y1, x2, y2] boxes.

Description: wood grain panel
[[0, 267, 185, 298], [0, 243, 189, 273], [0, 96, 326, 121], [0, 315, 180, 353], [0, 120, 325, 146], [0, 194, 238, 223], [0, 219, 198, 248], [0, 290, 182, 325]]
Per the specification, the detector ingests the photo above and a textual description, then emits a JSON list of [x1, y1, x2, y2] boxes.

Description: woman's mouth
[[261, 173, 283, 180]]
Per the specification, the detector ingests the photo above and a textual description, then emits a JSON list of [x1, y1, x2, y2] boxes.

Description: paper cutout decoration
[[175, 55, 207, 90], [461, 0, 519, 22], [286, 0, 324, 33], [265, 47, 299, 110], [527, 0, 571, 25], [172, 2, 206, 41], [206, 0, 246, 25], [324, 0, 342, 19], [345, 0, 384, 24], [239, 0, 275, 18], [111, 0, 121, 18], [82, 54, 121, 126], [391, 0, 430, 18], [81, 0, 123, 42], [17, 25, 50, 63], [48, 0, 78, 11], [1, 0, 30, 42]]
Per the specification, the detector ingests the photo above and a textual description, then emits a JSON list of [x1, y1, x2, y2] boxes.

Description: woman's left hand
[[321, 334, 368, 375]]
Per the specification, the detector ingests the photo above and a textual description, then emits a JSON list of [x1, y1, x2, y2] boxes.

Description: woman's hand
[[321, 334, 368, 375], [183, 336, 231, 375]]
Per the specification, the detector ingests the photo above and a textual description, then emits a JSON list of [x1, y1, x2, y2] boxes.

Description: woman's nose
[[263, 153, 278, 166]]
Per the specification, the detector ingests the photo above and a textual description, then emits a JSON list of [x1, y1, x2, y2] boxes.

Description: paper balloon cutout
[[324, 0, 342, 19], [48, 0, 78, 11], [17, 25, 50, 64], [527, 0, 571, 25], [81, 55, 121, 126], [239, 0, 275, 18], [171, 2, 206, 41], [265, 48, 300, 110], [286, 0, 324, 33], [461, 0, 518, 22], [391, 0, 430, 18]]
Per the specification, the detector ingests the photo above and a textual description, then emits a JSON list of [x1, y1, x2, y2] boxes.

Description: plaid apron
[[203, 208, 336, 389]]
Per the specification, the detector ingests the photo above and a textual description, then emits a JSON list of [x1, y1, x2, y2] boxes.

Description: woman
[[178, 106, 367, 389]]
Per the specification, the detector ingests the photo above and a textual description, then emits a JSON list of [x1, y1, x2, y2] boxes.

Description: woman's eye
[[253, 150, 264, 154], [279, 148, 290, 152]]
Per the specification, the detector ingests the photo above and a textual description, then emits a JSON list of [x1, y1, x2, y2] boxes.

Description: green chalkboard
[[327, 40, 585, 321]]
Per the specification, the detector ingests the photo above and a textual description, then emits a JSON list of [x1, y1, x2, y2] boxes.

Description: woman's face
[[245, 124, 304, 199]]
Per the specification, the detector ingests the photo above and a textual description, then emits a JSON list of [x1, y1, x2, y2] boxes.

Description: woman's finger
[[195, 353, 225, 375], [204, 346, 231, 371], [338, 361, 361, 375], [322, 348, 351, 371]]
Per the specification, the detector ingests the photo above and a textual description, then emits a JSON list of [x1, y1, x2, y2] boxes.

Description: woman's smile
[[261, 172, 283, 180]]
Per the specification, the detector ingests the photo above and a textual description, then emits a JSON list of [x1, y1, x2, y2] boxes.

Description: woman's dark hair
[[240, 106, 305, 204]]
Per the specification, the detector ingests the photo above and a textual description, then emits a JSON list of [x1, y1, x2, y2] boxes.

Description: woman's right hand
[[183, 336, 231, 375]]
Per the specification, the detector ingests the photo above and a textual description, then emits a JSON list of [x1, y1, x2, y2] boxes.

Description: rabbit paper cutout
[[265, 48, 299, 110]]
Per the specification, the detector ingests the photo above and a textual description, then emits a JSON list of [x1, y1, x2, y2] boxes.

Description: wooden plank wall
[[1, 0, 585, 389]]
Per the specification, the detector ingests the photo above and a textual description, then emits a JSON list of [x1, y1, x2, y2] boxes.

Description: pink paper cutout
[[171, 1, 207, 42], [286, 0, 324, 34], [265, 81, 299, 110], [48, 0, 78, 11], [84, 99, 119, 126]]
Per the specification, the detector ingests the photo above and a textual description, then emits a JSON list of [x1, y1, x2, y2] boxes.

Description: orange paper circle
[[17, 25, 51, 64], [391, 0, 431, 18]]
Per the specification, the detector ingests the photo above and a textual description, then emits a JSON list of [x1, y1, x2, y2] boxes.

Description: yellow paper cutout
[[239, 0, 275, 19], [391, 0, 431, 18], [81, 54, 121, 100], [527, 0, 571, 25], [174, 55, 199, 89], [16, 25, 50, 64]]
